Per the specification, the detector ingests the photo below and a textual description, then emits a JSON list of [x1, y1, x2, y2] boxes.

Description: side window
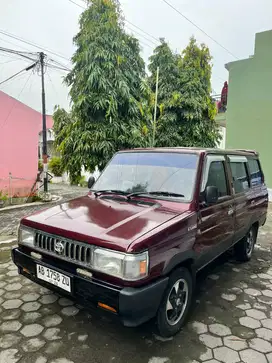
[[206, 161, 228, 197], [229, 162, 250, 193], [247, 158, 262, 186]]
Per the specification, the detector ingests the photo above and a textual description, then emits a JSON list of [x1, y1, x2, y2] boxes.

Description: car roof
[[119, 147, 258, 157]]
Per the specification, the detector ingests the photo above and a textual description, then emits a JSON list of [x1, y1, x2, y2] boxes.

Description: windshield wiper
[[93, 190, 128, 198], [127, 191, 185, 199]]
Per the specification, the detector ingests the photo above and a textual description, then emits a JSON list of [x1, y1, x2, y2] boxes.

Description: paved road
[[1, 188, 272, 363], [0, 184, 88, 237]]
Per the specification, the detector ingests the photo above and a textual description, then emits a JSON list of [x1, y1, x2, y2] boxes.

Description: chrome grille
[[34, 232, 92, 266]]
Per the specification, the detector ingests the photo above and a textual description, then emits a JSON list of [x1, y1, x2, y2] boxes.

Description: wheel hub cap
[[246, 230, 254, 255], [166, 278, 189, 326]]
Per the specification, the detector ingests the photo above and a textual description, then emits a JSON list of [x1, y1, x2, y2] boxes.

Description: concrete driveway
[[0, 195, 272, 363]]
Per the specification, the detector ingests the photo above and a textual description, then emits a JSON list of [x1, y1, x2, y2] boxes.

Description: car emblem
[[55, 241, 64, 254]]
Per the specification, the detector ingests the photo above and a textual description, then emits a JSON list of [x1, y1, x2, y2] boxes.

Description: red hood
[[22, 195, 190, 252]]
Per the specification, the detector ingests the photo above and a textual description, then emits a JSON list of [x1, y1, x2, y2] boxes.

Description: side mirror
[[205, 186, 219, 205], [88, 176, 95, 189]]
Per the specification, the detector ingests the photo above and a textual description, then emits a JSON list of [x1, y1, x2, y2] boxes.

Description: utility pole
[[152, 67, 159, 147], [40, 52, 48, 193]]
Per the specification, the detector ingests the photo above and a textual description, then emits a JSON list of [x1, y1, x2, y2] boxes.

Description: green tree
[[149, 37, 220, 147], [148, 38, 179, 103], [176, 37, 219, 147], [52, 106, 81, 183], [63, 0, 146, 174], [148, 39, 179, 146], [53, 106, 73, 150]]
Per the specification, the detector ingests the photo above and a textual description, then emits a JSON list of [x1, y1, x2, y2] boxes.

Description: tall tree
[[177, 37, 219, 147], [62, 0, 146, 175], [148, 39, 179, 146], [52, 106, 81, 184], [149, 37, 220, 147], [148, 38, 179, 103]]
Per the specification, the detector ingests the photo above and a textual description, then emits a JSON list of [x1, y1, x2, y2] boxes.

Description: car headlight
[[18, 226, 35, 247], [93, 248, 148, 281]]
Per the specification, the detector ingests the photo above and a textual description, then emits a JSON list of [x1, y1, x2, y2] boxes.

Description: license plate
[[36, 264, 71, 293]]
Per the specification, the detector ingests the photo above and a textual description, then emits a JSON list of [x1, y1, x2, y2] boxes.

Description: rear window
[[247, 158, 263, 186]]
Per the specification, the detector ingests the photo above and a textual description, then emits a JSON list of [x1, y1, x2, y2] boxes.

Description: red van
[[12, 148, 268, 336]]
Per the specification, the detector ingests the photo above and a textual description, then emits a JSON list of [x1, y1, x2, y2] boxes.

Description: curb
[[0, 195, 63, 213], [0, 238, 17, 245]]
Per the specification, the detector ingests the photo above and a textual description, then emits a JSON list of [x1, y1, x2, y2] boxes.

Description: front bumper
[[12, 248, 168, 327]]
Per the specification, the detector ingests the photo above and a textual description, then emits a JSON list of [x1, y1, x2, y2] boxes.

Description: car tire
[[234, 225, 258, 262], [156, 267, 193, 337]]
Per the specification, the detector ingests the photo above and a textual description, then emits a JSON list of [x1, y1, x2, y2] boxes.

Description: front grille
[[34, 232, 92, 266]]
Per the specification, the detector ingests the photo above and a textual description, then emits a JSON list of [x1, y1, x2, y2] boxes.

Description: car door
[[195, 155, 235, 270], [227, 155, 254, 243]]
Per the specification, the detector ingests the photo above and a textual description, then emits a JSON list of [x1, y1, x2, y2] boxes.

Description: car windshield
[[93, 152, 198, 201]]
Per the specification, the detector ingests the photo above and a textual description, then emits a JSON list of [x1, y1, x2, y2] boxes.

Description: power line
[[0, 45, 71, 74], [125, 26, 158, 47], [67, 0, 84, 8], [0, 71, 34, 130], [137, 39, 153, 50], [0, 34, 35, 53], [0, 44, 70, 78], [0, 70, 27, 87], [0, 45, 37, 56], [47, 72, 59, 99], [0, 65, 31, 86], [0, 58, 19, 65], [0, 29, 71, 62], [0, 62, 37, 86], [125, 20, 160, 44], [66, 0, 159, 49], [161, 0, 238, 60], [47, 58, 71, 71], [73, 0, 161, 45], [0, 46, 38, 62], [47, 63, 71, 72], [0, 52, 23, 62]]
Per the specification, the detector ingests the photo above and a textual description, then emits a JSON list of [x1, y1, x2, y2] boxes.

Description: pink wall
[[46, 115, 54, 129], [0, 91, 50, 197]]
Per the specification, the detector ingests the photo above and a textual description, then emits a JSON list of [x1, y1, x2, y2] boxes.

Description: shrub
[[48, 157, 64, 177], [78, 176, 88, 187], [0, 190, 8, 201]]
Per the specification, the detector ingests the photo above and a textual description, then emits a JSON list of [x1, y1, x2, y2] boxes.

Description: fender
[[162, 250, 197, 280]]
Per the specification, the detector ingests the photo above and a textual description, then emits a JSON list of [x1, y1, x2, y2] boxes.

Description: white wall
[[217, 126, 226, 149]]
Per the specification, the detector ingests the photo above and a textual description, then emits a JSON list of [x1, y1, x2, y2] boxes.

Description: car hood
[[22, 195, 190, 252]]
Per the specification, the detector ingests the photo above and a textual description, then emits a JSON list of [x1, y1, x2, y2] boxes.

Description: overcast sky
[[0, 0, 271, 114]]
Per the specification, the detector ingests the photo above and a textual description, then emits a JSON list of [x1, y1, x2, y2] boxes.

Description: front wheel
[[234, 226, 257, 262], [156, 267, 193, 337]]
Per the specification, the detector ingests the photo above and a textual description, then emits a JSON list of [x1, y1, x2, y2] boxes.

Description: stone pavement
[[0, 199, 272, 363], [0, 184, 88, 237]]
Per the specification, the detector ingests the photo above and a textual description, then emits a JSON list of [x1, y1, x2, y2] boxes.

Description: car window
[[205, 161, 228, 197], [94, 152, 199, 201], [247, 158, 262, 186], [229, 162, 250, 193]]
